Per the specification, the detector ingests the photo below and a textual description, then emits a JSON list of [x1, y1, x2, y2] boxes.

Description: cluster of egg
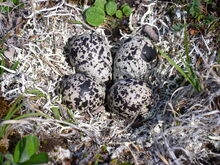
[[60, 33, 157, 118]]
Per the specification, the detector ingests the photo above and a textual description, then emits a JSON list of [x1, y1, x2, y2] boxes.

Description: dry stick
[[126, 144, 140, 165], [170, 87, 185, 102], [64, 2, 83, 12], [194, 45, 220, 92], [2, 118, 100, 143], [163, 135, 181, 165], [157, 125, 199, 140], [5, 88, 20, 97], [0, 120, 29, 125], [44, 12, 96, 32], [27, 43, 65, 76], [168, 102, 178, 117], [155, 152, 169, 165], [0, 66, 16, 74], [4, 17, 25, 35], [140, 2, 156, 25], [172, 147, 193, 162], [27, 0, 65, 19], [201, 35, 211, 55], [123, 113, 140, 130]]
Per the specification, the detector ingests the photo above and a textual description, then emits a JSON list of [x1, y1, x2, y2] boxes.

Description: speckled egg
[[60, 73, 105, 112], [107, 79, 152, 118], [113, 36, 157, 82], [64, 33, 112, 84]]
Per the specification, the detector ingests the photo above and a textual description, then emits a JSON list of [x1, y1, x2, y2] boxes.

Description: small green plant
[[84, 0, 132, 26], [188, 0, 201, 18], [94, 0, 106, 9], [0, 51, 20, 76], [0, 96, 50, 139], [51, 107, 61, 120], [26, 89, 47, 99], [115, 10, 123, 19], [0, 0, 24, 13], [85, 6, 106, 26], [172, 23, 184, 32], [0, 96, 24, 139], [159, 25, 201, 92], [110, 159, 133, 165], [0, 135, 49, 164], [105, 0, 117, 16], [51, 106, 76, 123], [121, 4, 132, 17], [187, 0, 216, 23]]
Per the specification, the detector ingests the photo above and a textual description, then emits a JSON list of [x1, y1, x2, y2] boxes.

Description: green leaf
[[183, 25, 195, 78], [0, 6, 12, 14], [158, 49, 194, 87], [2, 160, 12, 165], [0, 125, 8, 138], [105, 0, 117, 16], [85, 6, 105, 26], [95, 160, 99, 165], [67, 20, 82, 24], [115, 10, 123, 19], [20, 153, 48, 165], [26, 89, 46, 98], [13, 137, 24, 162], [159, 49, 201, 92], [122, 4, 132, 17], [4, 154, 14, 162], [188, 0, 201, 18], [0, 153, 3, 164], [51, 107, 61, 120], [172, 23, 184, 32], [10, 61, 19, 70], [183, 25, 201, 92], [12, 0, 20, 5], [0, 54, 6, 75], [14, 112, 51, 120], [120, 162, 133, 165], [14, 135, 39, 163], [0, 0, 24, 13], [0, 96, 23, 138], [101, 145, 108, 153], [94, 0, 106, 9], [183, 25, 190, 64], [67, 108, 75, 123], [4, 96, 23, 120], [120, 4, 127, 9]]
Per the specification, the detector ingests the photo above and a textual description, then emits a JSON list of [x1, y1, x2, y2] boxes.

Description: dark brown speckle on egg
[[64, 33, 113, 84], [113, 36, 157, 82], [107, 79, 152, 118], [60, 73, 105, 112]]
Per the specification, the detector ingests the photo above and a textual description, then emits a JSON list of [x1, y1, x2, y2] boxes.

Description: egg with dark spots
[[64, 33, 112, 84], [107, 79, 153, 118], [113, 36, 157, 82], [60, 73, 105, 112]]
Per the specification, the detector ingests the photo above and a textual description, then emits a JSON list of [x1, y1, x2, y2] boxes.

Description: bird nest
[[0, 0, 219, 164]]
